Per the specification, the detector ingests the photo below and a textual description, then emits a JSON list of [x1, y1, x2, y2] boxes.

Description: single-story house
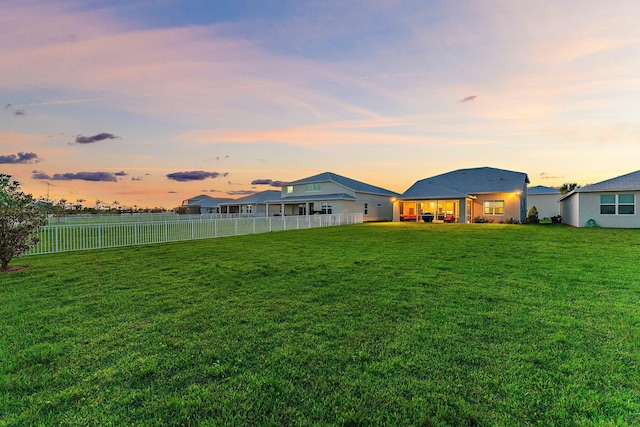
[[218, 190, 282, 217], [527, 185, 561, 219], [280, 172, 399, 221], [394, 167, 529, 223], [177, 195, 233, 214], [559, 170, 640, 228]]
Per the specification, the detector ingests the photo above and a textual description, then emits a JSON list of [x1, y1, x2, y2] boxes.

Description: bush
[[474, 216, 494, 223], [500, 218, 520, 224], [523, 206, 540, 224], [0, 175, 48, 270]]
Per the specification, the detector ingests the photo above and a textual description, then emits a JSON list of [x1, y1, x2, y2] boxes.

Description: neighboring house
[[219, 190, 282, 217], [178, 195, 233, 214], [280, 172, 399, 221], [527, 185, 561, 219], [559, 170, 640, 228], [395, 167, 529, 223]]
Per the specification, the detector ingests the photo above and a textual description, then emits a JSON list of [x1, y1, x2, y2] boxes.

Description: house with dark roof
[[395, 167, 529, 223], [218, 190, 282, 217], [178, 194, 233, 214], [279, 172, 399, 221], [559, 170, 640, 228], [527, 185, 561, 219]]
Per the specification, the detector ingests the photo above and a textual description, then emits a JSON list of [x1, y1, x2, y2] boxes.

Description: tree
[[559, 183, 579, 194], [0, 174, 47, 271]]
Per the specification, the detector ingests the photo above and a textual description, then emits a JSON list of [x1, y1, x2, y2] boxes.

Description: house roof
[[559, 170, 640, 201], [183, 195, 233, 207], [528, 185, 561, 195], [288, 172, 399, 196], [399, 167, 529, 200], [277, 193, 357, 203], [220, 190, 282, 205]]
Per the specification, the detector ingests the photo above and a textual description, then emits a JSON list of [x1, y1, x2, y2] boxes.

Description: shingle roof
[[276, 193, 356, 203], [399, 167, 529, 199], [184, 195, 233, 207], [222, 190, 282, 205], [288, 172, 398, 196], [559, 170, 640, 201], [528, 185, 561, 195]]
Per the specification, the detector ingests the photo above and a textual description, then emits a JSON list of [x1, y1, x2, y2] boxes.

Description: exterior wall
[[282, 181, 355, 199], [563, 192, 640, 228], [560, 193, 580, 227], [356, 193, 394, 221], [528, 194, 561, 219], [473, 192, 524, 223]]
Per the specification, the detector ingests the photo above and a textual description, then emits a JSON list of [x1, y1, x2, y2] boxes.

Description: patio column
[[415, 202, 419, 222]]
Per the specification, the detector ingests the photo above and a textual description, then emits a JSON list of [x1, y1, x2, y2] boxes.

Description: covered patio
[[397, 198, 475, 223]]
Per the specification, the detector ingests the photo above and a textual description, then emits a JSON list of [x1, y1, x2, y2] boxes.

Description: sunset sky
[[2, 0, 640, 209]]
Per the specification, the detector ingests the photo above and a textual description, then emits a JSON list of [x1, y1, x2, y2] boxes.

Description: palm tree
[[559, 183, 579, 194]]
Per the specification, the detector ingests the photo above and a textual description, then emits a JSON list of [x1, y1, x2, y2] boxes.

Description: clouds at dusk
[[74, 133, 120, 144], [32, 171, 119, 182], [3, 0, 640, 207], [166, 171, 229, 182], [251, 179, 288, 187], [0, 152, 40, 164]]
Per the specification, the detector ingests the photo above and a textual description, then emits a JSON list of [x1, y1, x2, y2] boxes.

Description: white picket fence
[[28, 213, 363, 255]]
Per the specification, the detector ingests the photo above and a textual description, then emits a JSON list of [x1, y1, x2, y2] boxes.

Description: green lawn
[[1, 223, 639, 426]]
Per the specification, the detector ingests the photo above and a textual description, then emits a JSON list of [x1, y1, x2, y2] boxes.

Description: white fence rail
[[28, 213, 363, 255]]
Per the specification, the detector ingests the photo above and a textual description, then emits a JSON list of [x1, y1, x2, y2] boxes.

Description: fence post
[[134, 223, 138, 245], [55, 226, 59, 253], [235, 219, 238, 236], [98, 224, 102, 248], [253, 218, 256, 234]]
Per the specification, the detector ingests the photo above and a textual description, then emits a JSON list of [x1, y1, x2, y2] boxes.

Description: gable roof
[[559, 170, 640, 201], [288, 172, 398, 196], [399, 167, 529, 199], [528, 185, 561, 195], [221, 190, 282, 205], [183, 195, 233, 207]]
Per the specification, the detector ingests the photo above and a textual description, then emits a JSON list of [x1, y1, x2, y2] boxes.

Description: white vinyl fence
[[28, 213, 363, 255]]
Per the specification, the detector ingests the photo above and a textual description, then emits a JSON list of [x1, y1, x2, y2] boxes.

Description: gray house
[[280, 172, 399, 221], [527, 185, 561, 219], [178, 194, 233, 214], [218, 190, 282, 217], [395, 167, 529, 223], [559, 170, 640, 228]]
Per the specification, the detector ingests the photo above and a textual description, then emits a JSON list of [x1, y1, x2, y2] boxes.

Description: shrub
[[500, 218, 520, 224], [0, 174, 47, 270], [474, 216, 494, 223]]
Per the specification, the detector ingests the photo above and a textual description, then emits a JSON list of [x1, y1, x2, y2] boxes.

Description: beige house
[[395, 167, 529, 223], [559, 170, 640, 228], [280, 172, 399, 221]]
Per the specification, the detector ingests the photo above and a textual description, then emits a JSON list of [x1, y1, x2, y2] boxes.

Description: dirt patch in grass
[[0, 265, 27, 273]]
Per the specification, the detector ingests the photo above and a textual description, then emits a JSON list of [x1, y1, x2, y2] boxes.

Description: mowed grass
[[1, 223, 639, 426]]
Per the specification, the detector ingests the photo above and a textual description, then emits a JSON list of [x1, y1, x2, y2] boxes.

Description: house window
[[601, 194, 635, 215], [306, 183, 321, 192], [483, 200, 504, 215], [286, 185, 293, 194], [364, 203, 368, 215], [321, 202, 332, 214]]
